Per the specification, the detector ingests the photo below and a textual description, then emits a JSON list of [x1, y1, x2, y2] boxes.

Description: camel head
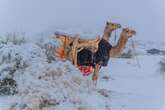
[[105, 21, 122, 32], [121, 28, 136, 38]]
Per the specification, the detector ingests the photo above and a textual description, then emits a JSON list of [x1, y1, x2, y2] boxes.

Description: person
[[77, 38, 112, 77]]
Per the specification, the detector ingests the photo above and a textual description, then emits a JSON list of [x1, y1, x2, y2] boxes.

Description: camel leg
[[72, 36, 79, 66], [92, 64, 101, 81]]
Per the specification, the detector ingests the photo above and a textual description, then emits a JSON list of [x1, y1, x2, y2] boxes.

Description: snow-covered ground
[[0, 35, 165, 110], [98, 55, 165, 110]]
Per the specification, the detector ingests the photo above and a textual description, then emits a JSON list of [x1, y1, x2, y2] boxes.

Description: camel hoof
[[92, 74, 98, 81]]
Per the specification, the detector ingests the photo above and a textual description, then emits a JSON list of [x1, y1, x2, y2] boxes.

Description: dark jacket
[[94, 39, 112, 66], [77, 39, 112, 67], [77, 49, 94, 67]]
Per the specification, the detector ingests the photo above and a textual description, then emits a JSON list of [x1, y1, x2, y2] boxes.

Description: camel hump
[[54, 32, 67, 37], [54, 32, 60, 35], [54, 32, 76, 40], [91, 36, 100, 42], [79, 36, 100, 43]]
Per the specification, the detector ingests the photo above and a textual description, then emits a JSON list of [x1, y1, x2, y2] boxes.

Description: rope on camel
[[131, 39, 141, 68]]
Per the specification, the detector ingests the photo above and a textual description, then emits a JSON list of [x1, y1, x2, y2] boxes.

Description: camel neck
[[102, 29, 113, 41], [115, 34, 129, 52]]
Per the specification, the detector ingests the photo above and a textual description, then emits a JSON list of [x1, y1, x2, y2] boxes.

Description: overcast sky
[[0, 0, 165, 41]]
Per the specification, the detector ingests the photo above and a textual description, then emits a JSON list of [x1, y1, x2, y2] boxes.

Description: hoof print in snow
[[0, 78, 17, 95], [98, 89, 110, 98], [102, 76, 110, 80], [102, 76, 114, 81]]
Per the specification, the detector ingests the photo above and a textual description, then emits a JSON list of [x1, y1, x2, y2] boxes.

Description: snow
[[0, 35, 165, 110], [98, 55, 165, 110]]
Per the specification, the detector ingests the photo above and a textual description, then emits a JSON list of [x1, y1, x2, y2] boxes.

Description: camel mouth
[[132, 31, 136, 35]]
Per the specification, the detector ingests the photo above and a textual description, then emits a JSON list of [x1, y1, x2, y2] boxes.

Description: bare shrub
[[0, 33, 27, 45], [159, 59, 165, 73]]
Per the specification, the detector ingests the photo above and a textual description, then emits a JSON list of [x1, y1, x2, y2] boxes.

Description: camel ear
[[123, 28, 128, 31], [106, 21, 110, 25]]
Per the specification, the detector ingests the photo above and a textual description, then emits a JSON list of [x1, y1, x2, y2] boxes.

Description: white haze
[[0, 0, 165, 42]]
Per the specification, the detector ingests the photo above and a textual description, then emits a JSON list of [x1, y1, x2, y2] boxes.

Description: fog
[[0, 0, 165, 41]]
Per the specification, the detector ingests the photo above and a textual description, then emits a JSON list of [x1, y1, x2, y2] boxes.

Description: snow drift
[[0, 35, 110, 110]]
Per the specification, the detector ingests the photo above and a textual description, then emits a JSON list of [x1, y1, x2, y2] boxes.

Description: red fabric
[[78, 65, 94, 76], [55, 49, 65, 60]]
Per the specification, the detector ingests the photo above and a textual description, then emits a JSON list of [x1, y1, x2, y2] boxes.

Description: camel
[[110, 28, 136, 57], [54, 32, 100, 62], [102, 21, 121, 41], [71, 36, 100, 66], [101, 23, 135, 58], [72, 21, 121, 65], [53, 25, 135, 82], [54, 21, 121, 61], [92, 28, 136, 81]]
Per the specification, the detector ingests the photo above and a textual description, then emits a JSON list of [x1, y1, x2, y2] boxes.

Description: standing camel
[[92, 28, 136, 80], [110, 28, 136, 57], [54, 21, 121, 61], [53, 23, 135, 82]]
